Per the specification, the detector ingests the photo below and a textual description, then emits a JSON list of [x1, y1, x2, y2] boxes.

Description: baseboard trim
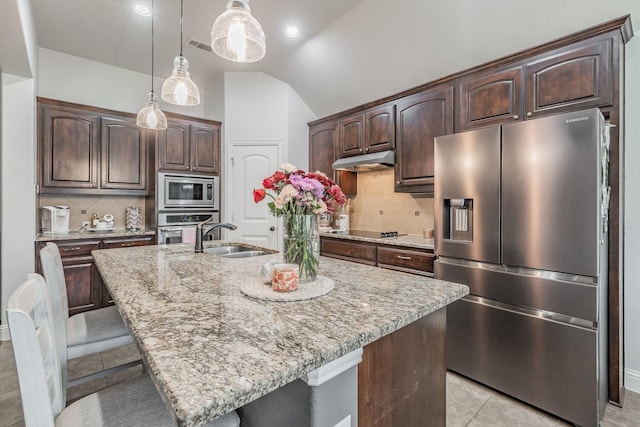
[[625, 368, 640, 393], [0, 325, 10, 341]]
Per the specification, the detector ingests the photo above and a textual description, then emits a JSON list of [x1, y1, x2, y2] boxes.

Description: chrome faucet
[[194, 216, 237, 253]]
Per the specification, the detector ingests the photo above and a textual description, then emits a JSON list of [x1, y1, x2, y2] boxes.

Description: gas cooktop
[[346, 230, 407, 239]]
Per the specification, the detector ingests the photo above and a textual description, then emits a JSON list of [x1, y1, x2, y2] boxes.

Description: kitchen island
[[92, 242, 468, 426]]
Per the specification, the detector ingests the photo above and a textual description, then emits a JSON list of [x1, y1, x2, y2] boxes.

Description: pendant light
[[137, 0, 167, 130], [161, 0, 200, 106], [211, 0, 266, 63]]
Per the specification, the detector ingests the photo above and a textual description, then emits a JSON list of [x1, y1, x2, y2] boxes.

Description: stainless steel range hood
[[332, 150, 395, 172]]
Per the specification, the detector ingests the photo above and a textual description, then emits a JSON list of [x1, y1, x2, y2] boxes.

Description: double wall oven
[[156, 173, 220, 244]]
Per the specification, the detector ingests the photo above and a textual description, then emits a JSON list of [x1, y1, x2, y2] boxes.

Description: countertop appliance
[[158, 211, 220, 244], [41, 205, 70, 234], [158, 173, 219, 210], [434, 108, 610, 427]]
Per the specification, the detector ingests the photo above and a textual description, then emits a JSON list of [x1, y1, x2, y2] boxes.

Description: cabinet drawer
[[101, 236, 154, 249], [377, 246, 434, 276], [320, 238, 377, 265], [41, 240, 101, 258]]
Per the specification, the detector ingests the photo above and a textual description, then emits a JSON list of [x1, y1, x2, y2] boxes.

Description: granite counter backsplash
[[320, 231, 434, 250], [35, 228, 156, 242]]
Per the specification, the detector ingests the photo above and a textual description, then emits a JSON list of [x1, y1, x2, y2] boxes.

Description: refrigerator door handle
[[462, 295, 596, 330]]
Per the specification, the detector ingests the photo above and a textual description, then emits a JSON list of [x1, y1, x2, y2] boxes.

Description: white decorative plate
[[240, 275, 335, 302]]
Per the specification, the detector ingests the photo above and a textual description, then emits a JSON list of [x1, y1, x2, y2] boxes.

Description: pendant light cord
[[151, 0, 155, 93], [180, 0, 184, 56]]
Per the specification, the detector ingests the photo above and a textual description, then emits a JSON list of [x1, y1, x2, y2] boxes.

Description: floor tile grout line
[[464, 393, 494, 426]]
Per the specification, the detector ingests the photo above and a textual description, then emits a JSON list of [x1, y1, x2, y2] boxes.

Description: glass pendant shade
[[162, 56, 201, 106], [137, 92, 167, 130], [137, 0, 166, 130], [211, 0, 266, 63]]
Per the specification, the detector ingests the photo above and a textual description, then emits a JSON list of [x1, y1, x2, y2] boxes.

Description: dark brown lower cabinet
[[60, 256, 102, 316], [320, 237, 434, 276], [35, 235, 155, 315], [320, 238, 377, 265], [359, 307, 446, 426]]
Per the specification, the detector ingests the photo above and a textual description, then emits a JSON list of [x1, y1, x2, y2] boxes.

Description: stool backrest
[[7, 273, 66, 426], [39, 242, 70, 387]]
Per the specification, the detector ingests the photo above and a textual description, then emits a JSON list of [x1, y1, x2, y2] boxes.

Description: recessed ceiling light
[[133, 4, 152, 17], [285, 27, 299, 38]]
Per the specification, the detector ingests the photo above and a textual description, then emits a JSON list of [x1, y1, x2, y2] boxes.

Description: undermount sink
[[219, 250, 270, 258], [203, 245, 275, 258]]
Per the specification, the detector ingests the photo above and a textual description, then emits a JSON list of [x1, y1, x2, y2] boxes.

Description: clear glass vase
[[283, 213, 319, 283]]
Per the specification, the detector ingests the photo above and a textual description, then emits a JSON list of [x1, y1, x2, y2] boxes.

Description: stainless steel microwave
[[158, 173, 219, 210]]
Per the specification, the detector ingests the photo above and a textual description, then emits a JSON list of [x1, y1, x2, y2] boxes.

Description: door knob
[[269, 226, 275, 231]]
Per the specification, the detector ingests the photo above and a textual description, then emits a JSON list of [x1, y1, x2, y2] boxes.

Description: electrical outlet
[[379, 209, 384, 215], [415, 211, 420, 216], [81, 221, 90, 227]]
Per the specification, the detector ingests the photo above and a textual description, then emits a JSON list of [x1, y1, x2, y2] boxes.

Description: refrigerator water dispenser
[[443, 199, 473, 242]]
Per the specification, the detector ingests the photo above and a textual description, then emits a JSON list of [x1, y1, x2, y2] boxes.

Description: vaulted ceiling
[[7, 0, 640, 117]]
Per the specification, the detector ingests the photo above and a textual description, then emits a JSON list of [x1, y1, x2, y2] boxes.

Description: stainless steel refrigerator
[[434, 108, 610, 427]]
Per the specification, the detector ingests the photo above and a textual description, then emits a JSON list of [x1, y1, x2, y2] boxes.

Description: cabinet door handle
[[269, 226, 276, 231], [513, 115, 519, 120], [396, 181, 402, 185], [62, 247, 81, 252], [396, 255, 411, 260], [527, 112, 533, 117], [121, 243, 137, 247]]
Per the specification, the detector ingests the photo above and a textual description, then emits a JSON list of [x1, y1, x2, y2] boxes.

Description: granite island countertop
[[92, 242, 467, 426], [320, 231, 434, 250]]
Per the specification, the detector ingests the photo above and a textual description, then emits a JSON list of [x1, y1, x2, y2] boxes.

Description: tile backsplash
[[348, 169, 434, 235], [38, 195, 146, 230]]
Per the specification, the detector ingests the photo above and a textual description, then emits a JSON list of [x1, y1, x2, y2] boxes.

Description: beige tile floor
[[1, 339, 638, 426]]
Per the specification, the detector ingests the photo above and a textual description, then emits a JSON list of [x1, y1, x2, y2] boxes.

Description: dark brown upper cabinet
[[457, 66, 524, 131], [365, 104, 395, 154], [458, 38, 613, 131], [190, 123, 221, 174], [38, 99, 148, 195], [525, 38, 613, 118], [338, 112, 365, 158], [395, 85, 454, 194], [338, 104, 395, 158], [40, 103, 100, 190], [308, 119, 357, 196], [158, 117, 191, 172], [100, 115, 147, 191], [309, 120, 338, 176], [158, 117, 220, 175]]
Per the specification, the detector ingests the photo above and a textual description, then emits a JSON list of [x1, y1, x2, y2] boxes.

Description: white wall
[[224, 71, 315, 168], [1, 76, 36, 333], [38, 48, 221, 120], [287, 89, 316, 171], [203, 73, 226, 124], [224, 72, 289, 142], [624, 35, 640, 393], [269, 0, 640, 117]]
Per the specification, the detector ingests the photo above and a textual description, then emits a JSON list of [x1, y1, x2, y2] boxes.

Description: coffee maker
[[41, 205, 70, 234]]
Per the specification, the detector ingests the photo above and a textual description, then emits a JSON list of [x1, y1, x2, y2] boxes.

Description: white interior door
[[227, 142, 280, 249]]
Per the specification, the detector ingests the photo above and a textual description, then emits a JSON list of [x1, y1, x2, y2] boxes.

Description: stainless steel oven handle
[[159, 227, 182, 233]]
